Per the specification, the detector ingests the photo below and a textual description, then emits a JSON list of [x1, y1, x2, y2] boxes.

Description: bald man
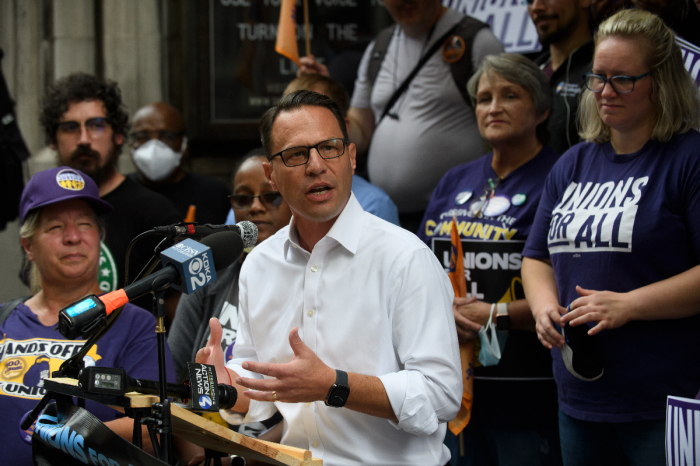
[[127, 102, 230, 225]]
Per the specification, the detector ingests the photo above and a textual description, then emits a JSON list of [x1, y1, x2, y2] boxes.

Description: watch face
[[328, 385, 350, 407]]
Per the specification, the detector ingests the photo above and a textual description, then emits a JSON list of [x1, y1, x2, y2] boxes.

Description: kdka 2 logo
[[188, 256, 213, 290]]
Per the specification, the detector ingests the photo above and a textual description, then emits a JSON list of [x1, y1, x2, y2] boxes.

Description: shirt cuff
[[379, 371, 439, 436]]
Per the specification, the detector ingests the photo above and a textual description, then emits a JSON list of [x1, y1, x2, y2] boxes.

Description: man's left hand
[[236, 327, 336, 403]]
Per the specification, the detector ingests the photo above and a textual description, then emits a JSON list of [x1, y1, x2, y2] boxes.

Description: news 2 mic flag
[[161, 238, 217, 294]]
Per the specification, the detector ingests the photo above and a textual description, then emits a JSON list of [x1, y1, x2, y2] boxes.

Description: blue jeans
[[445, 423, 562, 466], [558, 410, 666, 466]]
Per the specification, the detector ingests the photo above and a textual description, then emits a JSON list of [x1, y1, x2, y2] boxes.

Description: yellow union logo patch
[[56, 169, 85, 191], [2, 358, 25, 378]]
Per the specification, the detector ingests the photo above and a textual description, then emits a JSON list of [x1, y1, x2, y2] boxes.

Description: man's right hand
[[196, 318, 231, 386], [297, 55, 329, 77]]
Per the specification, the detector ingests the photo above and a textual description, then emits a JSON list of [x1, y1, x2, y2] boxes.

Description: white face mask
[[132, 137, 187, 182]]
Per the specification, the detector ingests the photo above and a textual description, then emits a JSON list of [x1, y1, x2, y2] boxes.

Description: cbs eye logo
[[188, 258, 203, 275], [188, 256, 211, 290]]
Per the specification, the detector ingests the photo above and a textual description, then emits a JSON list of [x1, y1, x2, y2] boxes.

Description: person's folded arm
[[563, 264, 700, 335]]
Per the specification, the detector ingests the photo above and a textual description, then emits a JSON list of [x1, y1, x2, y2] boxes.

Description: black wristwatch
[[325, 369, 350, 408], [496, 302, 511, 331]]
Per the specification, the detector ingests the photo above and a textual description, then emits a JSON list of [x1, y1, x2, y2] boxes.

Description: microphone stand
[[148, 282, 174, 463], [23, 241, 182, 464]]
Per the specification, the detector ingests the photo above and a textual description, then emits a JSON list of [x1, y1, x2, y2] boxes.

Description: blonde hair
[[579, 9, 700, 143], [20, 211, 43, 294], [20, 206, 106, 295]]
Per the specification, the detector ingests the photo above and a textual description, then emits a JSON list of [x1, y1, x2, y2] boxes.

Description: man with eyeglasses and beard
[[196, 91, 462, 466], [528, 0, 594, 155], [127, 102, 231, 225], [38, 73, 181, 310]]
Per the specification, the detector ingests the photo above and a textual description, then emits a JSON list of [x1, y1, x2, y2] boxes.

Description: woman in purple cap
[[0, 167, 174, 464]]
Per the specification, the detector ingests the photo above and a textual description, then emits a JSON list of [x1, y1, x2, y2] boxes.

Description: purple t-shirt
[[418, 145, 560, 429], [0, 302, 175, 465], [523, 131, 700, 422]]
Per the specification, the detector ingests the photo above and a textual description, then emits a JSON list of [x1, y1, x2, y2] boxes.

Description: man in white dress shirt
[[197, 90, 462, 465]]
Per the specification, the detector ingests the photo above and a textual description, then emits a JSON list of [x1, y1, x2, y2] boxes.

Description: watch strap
[[335, 369, 348, 387], [496, 302, 508, 316]]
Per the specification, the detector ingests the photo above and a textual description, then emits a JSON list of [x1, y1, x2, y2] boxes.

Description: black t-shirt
[[101, 177, 181, 296], [127, 171, 231, 225]]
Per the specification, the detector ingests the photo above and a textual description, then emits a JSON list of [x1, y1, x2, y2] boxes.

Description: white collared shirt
[[223, 193, 461, 465]]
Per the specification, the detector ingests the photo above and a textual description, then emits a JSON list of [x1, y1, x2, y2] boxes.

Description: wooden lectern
[[47, 378, 322, 466]]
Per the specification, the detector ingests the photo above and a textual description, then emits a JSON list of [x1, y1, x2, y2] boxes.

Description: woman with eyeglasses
[[169, 149, 292, 465], [418, 53, 561, 466], [521, 9, 700, 466]]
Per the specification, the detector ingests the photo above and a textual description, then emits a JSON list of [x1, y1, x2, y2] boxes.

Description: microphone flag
[[275, 0, 300, 66], [448, 217, 475, 436], [161, 238, 216, 294]]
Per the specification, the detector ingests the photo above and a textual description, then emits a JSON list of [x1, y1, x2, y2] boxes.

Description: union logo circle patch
[[55, 169, 85, 191], [443, 35, 466, 64]]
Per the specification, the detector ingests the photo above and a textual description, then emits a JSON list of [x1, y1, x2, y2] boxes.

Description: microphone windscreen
[[199, 231, 243, 271]]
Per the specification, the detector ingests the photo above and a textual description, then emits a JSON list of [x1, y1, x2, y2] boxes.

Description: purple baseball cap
[[19, 167, 113, 223]]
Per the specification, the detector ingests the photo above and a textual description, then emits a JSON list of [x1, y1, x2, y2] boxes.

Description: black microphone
[[73, 364, 237, 411], [58, 231, 242, 339], [152, 221, 258, 249], [126, 377, 237, 410]]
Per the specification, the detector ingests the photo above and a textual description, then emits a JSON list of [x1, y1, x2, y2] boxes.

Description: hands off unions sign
[[210, 0, 538, 122]]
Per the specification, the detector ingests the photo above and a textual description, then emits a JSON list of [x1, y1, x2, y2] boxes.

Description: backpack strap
[[367, 15, 489, 108], [0, 296, 29, 327], [448, 16, 489, 106], [367, 25, 397, 91]]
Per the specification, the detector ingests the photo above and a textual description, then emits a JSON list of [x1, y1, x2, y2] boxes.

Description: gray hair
[[467, 53, 552, 144]]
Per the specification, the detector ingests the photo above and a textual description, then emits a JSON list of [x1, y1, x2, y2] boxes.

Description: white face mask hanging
[[132, 137, 187, 182], [477, 303, 508, 367]]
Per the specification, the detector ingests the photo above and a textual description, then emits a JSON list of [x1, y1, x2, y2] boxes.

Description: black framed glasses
[[56, 117, 109, 139], [129, 130, 185, 147], [470, 177, 501, 218], [583, 72, 652, 94], [268, 138, 348, 167], [229, 192, 284, 210]]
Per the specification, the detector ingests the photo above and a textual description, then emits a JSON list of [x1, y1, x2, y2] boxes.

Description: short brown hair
[[260, 90, 348, 157]]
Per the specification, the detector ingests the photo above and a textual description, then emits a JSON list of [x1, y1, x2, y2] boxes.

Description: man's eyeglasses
[[583, 72, 652, 94], [229, 192, 284, 210], [470, 177, 501, 218], [56, 118, 109, 139], [268, 138, 348, 167], [129, 130, 185, 147]]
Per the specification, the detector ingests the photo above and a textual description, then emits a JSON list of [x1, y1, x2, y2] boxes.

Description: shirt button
[[307, 310, 314, 317], [312, 441, 319, 448], [293, 244, 298, 249], [311, 265, 318, 272], [305, 402, 311, 406]]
